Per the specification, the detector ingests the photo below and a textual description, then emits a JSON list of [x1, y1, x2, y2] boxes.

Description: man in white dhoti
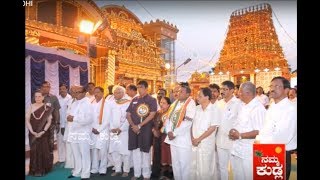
[[57, 84, 72, 164], [105, 85, 131, 177], [228, 82, 266, 180], [67, 86, 94, 180], [64, 85, 77, 169], [164, 83, 196, 180], [256, 77, 297, 180], [216, 81, 241, 180], [190, 87, 221, 180], [90, 87, 109, 175]]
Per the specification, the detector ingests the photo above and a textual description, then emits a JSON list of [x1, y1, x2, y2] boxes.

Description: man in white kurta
[[256, 86, 269, 108], [164, 84, 196, 180], [64, 86, 77, 169], [57, 84, 72, 164], [106, 86, 131, 177], [229, 82, 266, 180], [257, 77, 297, 180], [190, 88, 221, 180], [90, 87, 109, 175], [216, 81, 241, 180], [67, 86, 94, 179]]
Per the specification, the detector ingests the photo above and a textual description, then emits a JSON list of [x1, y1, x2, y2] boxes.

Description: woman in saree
[[26, 90, 53, 176]]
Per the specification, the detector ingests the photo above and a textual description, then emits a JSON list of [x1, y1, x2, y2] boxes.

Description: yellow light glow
[[165, 63, 171, 70], [80, 20, 94, 34]]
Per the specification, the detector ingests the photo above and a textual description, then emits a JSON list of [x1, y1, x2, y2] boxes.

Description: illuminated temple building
[[211, 3, 291, 90], [25, 0, 178, 93]]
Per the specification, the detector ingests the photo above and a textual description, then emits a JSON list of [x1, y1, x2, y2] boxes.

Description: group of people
[[26, 76, 296, 180]]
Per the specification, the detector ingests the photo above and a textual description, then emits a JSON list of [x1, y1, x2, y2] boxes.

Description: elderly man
[[67, 86, 93, 180], [229, 82, 266, 180], [90, 87, 109, 175], [106, 85, 131, 177], [164, 83, 196, 180], [257, 77, 297, 180]]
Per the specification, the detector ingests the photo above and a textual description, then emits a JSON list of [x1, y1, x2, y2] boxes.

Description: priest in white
[[107, 85, 131, 177], [57, 84, 72, 164], [90, 87, 109, 175], [67, 86, 94, 179], [164, 84, 196, 180], [190, 87, 221, 180]]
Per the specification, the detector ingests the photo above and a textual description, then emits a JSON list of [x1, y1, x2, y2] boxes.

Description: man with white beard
[[64, 85, 77, 169], [90, 87, 109, 175], [106, 85, 131, 177], [57, 84, 72, 165], [67, 86, 94, 180]]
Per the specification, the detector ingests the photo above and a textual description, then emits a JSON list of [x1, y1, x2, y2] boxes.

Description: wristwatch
[[138, 125, 141, 129]]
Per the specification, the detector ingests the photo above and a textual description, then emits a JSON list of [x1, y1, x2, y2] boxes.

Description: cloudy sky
[[95, 0, 297, 81]]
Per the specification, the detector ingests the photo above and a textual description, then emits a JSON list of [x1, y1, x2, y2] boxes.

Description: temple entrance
[[234, 74, 250, 86]]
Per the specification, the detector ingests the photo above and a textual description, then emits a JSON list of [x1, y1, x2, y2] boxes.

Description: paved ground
[[25, 151, 297, 180]]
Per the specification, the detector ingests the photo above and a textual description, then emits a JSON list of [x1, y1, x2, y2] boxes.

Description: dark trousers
[[286, 151, 291, 180], [151, 136, 161, 177]]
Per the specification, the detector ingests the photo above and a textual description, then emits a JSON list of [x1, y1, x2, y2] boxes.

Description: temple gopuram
[[211, 3, 291, 90], [25, 0, 178, 93]]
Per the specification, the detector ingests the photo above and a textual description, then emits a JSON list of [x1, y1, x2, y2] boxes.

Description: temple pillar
[[104, 50, 115, 93], [250, 73, 255, 84]]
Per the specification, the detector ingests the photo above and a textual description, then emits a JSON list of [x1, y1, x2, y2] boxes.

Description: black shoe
[[68, 175, 75, 178], [81, 178, 90, 180], [99, 173, 106, 176]]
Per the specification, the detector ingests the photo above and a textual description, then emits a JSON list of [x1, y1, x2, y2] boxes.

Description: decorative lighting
[[226, 71, 230, 75], [165, 63, 171, 70], [274, 67, 280, 71], [240, 70, 244, 74], [79, 20, 94, 34], [254, 68, 260, 73], [218, 71, 223, 75], [264, 68, 269, 72]]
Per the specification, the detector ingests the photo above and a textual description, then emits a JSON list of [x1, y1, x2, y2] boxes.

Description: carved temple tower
[[211, 3, 290, 90]]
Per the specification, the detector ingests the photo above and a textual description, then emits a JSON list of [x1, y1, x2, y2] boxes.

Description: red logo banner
[[253, 144, 286, 180]]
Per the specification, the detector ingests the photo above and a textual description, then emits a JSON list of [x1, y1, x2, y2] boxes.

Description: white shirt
[[67, 97, 94, 144], [164, 98, 196, 148], [64, 98, 77, 141], [106, 98, 131, 155], [231, 97, 266, 159], [91, 98, 109, 149], [192, 103, 221, 147], [58, 94, 72, 128], [257, 97, 297, 151], [256, 94, 269, 107], [216, 96, 242, 150]]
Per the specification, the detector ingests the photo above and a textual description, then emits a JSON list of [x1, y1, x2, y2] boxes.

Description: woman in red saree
[[26, 90, 52, 176]]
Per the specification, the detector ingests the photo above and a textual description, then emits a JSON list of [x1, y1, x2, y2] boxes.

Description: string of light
[[272, 10, 297, 44]]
